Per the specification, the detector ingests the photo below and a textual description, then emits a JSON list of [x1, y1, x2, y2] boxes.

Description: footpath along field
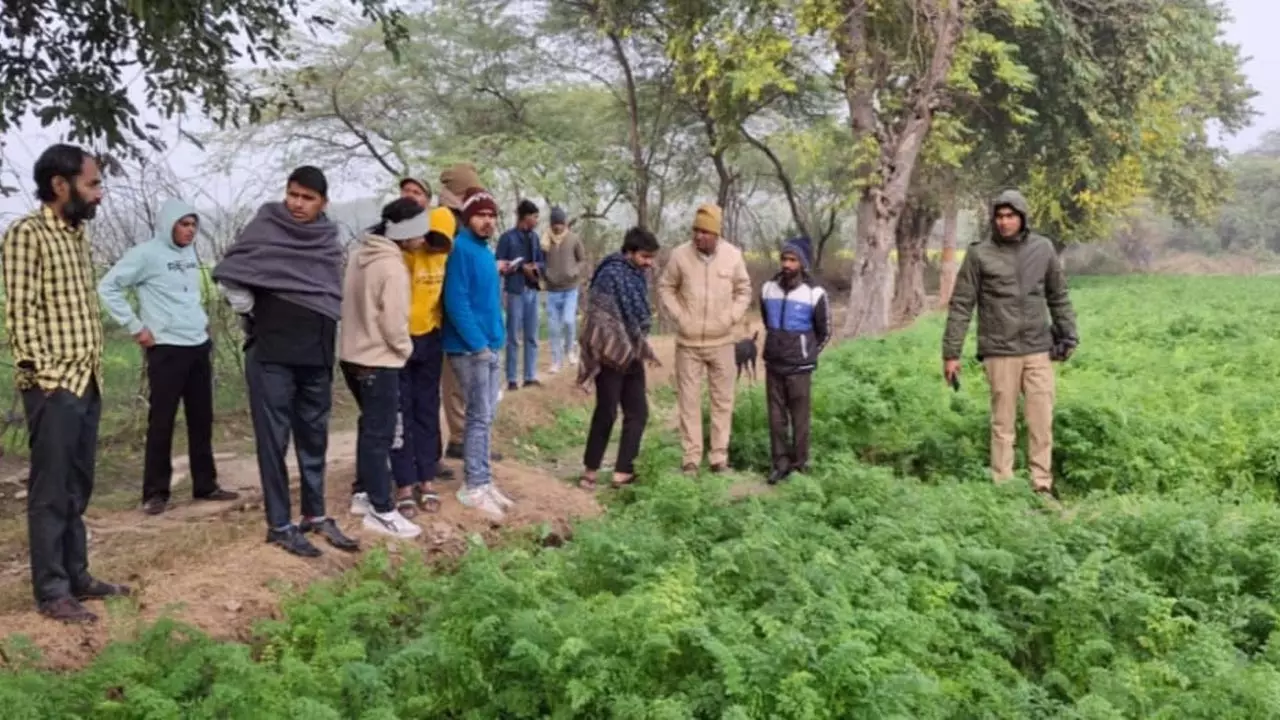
[[5, 275, 1280, 718]]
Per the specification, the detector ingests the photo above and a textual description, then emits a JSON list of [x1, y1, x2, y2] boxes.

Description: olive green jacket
[[942, 190, 1078, 360]]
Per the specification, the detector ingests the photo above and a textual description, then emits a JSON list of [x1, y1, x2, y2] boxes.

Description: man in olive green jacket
[[942, 189, 1078, 495]]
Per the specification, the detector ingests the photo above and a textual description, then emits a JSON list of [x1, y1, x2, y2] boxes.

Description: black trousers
[[143, 342, 217, 502], [244, 348, 332, 530], [766, 369, 812, 472], [583, 362, 648, 474], [23, 380, 101, 604]]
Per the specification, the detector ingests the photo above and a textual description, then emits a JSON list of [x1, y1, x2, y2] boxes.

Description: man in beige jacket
[[657, 204, 752, 474]]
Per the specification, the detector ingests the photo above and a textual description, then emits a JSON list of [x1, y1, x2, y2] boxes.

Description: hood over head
[[990, 189, 1031, 237], [154, 198, 199, 249]]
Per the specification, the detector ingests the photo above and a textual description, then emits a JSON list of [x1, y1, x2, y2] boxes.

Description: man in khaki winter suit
[[658, 204, 752, 474]]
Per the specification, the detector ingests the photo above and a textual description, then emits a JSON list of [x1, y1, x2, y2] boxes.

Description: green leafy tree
[[0, 0, 405, 176]]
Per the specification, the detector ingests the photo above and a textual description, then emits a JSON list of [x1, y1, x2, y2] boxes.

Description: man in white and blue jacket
[[759, 236, 832, 484], [99, 198, 240, 514]]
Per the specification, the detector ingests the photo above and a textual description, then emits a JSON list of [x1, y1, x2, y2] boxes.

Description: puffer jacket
[[942, 189, 1079, 360], [760, 272, 832, 374]]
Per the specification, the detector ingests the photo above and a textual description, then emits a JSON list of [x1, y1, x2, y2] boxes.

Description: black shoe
[[267, 525, 322, 558], [142, 497, 167, 515], [299, 517, 360, 553], [195, 488, 240, 502], [709, 463, 730, 474], [434, 463, 455, 480], [492, 450, 505, 462], [38, 596, 98, 624], [523, 379, 541, 388], [767, 468, 790, 485], [445, 443, 465, 460], [74, 579, 132, 600], [507, 381, 519, 391]]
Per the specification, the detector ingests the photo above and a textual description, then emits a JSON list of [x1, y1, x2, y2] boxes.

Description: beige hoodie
[[339, 234, 413, 368]]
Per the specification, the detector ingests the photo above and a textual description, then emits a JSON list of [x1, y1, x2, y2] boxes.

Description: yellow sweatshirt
[[405, 248, 448, 335]]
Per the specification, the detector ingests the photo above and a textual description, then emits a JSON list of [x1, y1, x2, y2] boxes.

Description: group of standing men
[[0, 140, 1077, 625]]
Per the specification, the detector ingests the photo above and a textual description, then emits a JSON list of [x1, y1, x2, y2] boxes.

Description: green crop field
[[5, 275, 1280, 718]]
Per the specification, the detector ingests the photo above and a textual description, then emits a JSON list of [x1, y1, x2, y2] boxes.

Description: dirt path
[[0, 320, 767, 670]]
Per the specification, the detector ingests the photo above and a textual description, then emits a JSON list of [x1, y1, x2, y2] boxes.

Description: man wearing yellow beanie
[[657, 202, 752, 474]]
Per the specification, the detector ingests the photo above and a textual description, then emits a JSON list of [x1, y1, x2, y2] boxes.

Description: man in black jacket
[[759, 236, 831, 484], [213, 166, 359, 558]]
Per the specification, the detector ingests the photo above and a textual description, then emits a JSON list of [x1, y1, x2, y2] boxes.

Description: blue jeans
[[390, 331, 443, 488], [449, 350, 501, 488], [340, 362, 400, 515], [505, 290, 540, 384], [545, 288, 579, 367]]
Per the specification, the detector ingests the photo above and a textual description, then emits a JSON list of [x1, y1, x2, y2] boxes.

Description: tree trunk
[[610, 32, 649, 229], [892, 202, 935, 324], [839, 0, 964, 338], [937, 201, 960, 308]]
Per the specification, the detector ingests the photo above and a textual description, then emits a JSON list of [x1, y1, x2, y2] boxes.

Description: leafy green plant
[[6, 276, 1280, 718]]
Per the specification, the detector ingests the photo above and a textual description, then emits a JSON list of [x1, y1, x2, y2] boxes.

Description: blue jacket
[[443, 227, 505, 354], [760, 272, 831, 374], [495, 227, 544, 295], [98, 198, 209, 346]]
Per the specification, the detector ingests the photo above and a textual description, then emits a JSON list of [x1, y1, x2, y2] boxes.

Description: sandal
[[579, 473, 599, 491], [397, 496, 420, 519], [610, 473, 636, 489], [416, 484, 441, 514]]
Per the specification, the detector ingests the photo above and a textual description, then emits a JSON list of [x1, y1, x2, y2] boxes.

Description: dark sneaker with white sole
[[299, 517, 360, 552], [267, 525, 322, 558]]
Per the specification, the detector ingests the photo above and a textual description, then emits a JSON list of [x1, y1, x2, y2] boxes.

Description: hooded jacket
[[98, 198, 209, 347], [942, 189, 1079, 361], [339, 234, 413, 368], [760, 271, 831, 374]]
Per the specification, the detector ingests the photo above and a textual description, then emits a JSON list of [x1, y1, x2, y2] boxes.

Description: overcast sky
[[1, 0, 1276, 221]]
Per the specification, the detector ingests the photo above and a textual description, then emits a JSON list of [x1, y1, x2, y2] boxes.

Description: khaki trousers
[[675, 344, 736, 468], [983, 352, 1055, 490], [441, 356, 466, 447]]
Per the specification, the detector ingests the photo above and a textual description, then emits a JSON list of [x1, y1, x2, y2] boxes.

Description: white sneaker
[[362, 509, 422, 539], [349, 492, 372, 516], [486, 483, 516, 509], [457, 485, 505, 521], [549, 362, 561, 374], [568, 348, 580, 366]]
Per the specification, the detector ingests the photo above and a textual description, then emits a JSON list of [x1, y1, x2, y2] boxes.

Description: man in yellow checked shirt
[[349, 180, 457, 519]]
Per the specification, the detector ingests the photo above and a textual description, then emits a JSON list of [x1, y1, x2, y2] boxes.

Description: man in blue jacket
[[759, 236, 831, 485], [99, 199, 240, 514], [495, 200, 544, 390], [443, 187, 516, 521]]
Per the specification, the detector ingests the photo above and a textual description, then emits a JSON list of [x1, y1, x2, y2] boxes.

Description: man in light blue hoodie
[[99, 198, 240, 515]]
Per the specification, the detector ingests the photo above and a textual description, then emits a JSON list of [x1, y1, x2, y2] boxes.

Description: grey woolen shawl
[[212, 202, 344, 320]]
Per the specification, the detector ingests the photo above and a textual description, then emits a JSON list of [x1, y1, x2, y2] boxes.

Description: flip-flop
[[416, 487, 441, 514], [578, 475, 599, 491], [610, 474, 636, 489], [397, 497, 420, 519]]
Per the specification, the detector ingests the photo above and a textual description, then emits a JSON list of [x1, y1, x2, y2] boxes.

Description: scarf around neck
[[212, 202, 344, 320]]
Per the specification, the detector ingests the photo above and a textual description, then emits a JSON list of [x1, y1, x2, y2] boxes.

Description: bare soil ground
[[0, 318, 772, 670]]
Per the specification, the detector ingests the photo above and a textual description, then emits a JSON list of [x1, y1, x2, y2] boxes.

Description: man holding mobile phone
[[496, 200, 544, 391], [942, 189, 1078, 498]]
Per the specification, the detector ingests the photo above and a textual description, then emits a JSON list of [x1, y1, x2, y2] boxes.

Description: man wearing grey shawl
[[212, 166, 359, 558]]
